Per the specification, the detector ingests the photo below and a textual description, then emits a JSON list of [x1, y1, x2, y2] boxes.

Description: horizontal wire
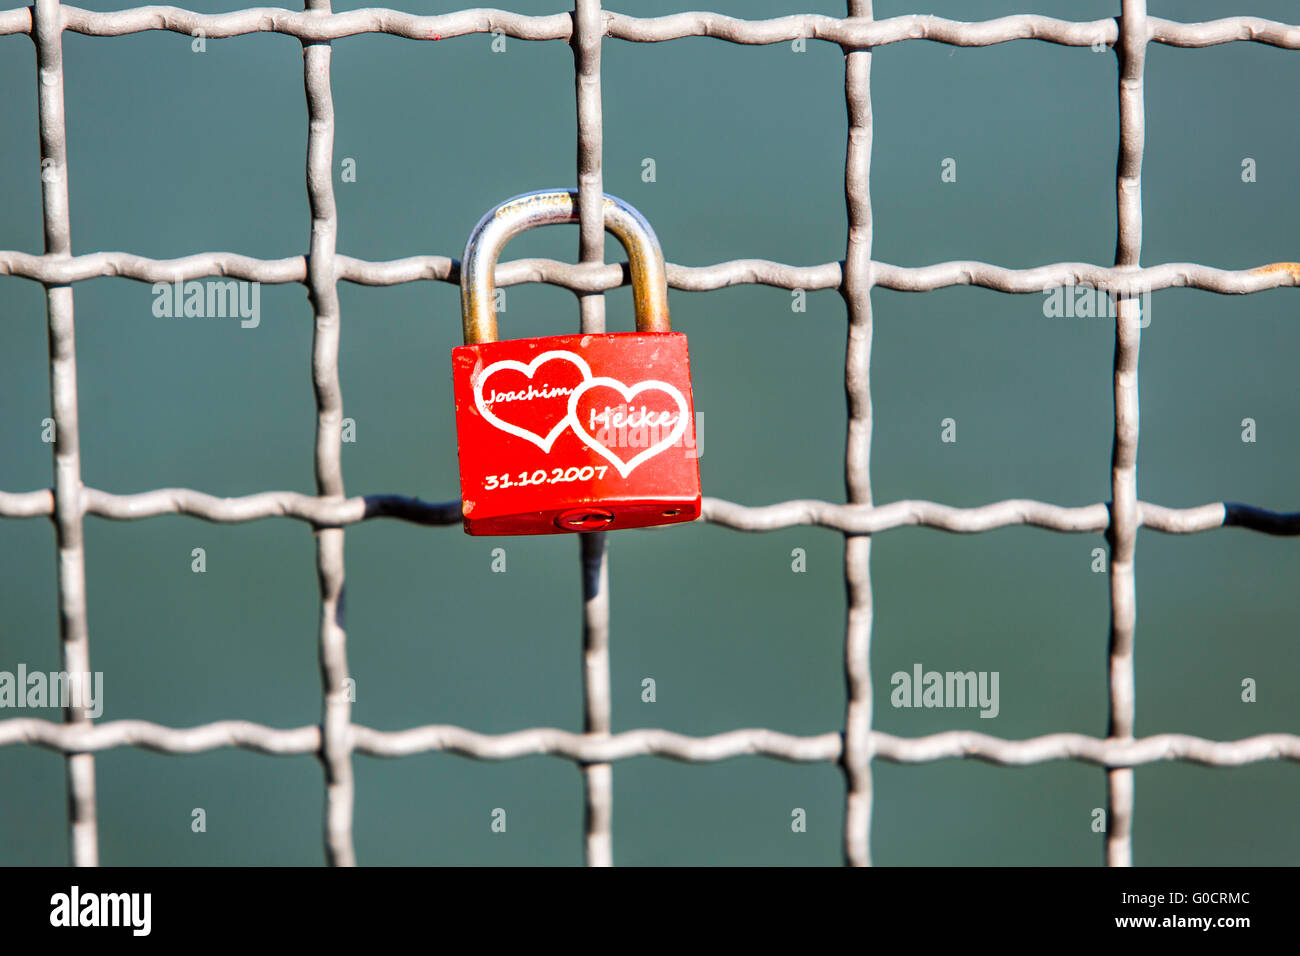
[[705, 499, 1300, 534], [0, 9, 1297, 50], [4, 718, 1298, 767], [67, 488, 459, 524], [2, 250, 1299, 295], [0, 719, 321, 755], [876, 731, 1300, 767], [2, 488, 1297, 535], [351, 726, 843, 762]]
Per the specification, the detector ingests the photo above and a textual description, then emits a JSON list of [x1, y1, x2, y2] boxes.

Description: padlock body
[[452, 332, 702, 535]]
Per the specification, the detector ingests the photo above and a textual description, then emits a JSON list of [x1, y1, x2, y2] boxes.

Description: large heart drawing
[[568, 377, 690, 478], [473, 350, 592, 452]]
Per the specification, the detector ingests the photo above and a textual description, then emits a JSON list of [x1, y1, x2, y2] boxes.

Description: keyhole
[[555, 508, 614, 532]]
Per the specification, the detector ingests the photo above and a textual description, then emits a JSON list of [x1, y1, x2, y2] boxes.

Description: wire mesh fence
[[2, 1, 1300, 867]]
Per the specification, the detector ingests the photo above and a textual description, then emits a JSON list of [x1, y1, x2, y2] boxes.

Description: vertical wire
[[34, 0, 98, 868], [303, 0, 355, 866], [1107, 0, 1147, 868], [841, 0, 875, 868], [574, 0, 613, 867]]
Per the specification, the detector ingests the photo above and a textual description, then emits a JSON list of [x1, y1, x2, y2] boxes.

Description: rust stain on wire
[[1251, 261, 1300, 282]]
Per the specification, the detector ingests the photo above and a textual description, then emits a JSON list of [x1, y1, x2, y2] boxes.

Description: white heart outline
[[473, 350, 592, 452], [567, 377, 690, 479]]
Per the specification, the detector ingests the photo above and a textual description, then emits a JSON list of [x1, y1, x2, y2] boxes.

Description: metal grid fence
[[2, 1, 1300, 867]]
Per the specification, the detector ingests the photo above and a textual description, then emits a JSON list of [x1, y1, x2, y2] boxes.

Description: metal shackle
[[460, 189, 671, 345]]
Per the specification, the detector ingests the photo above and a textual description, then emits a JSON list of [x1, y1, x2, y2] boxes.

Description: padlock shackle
[[460, 190, 671, 345]]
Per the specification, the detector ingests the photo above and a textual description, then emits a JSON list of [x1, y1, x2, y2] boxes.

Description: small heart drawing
[[473, 350, 592, 452], [568, 377, 690, 478]]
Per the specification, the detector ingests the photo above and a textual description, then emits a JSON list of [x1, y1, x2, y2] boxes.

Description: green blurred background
[[2, 0, 1298, 865]]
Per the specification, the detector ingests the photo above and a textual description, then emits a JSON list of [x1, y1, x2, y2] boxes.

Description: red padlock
[[451, 190, 702, 536]]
